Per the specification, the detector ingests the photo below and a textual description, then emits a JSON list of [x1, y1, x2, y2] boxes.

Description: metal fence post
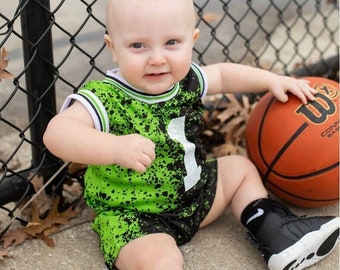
[[0, 0, 63, 205], [20, 0, 56, 169]]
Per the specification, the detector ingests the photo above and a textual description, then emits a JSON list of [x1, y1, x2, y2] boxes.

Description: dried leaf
[[1, 195, 81, 251], [18, 174, 53, 219], [241, 94, 250, 111], [202, 129, 214, 137], [31, 174, 53, 216], [1, 230, 30, 249], [42, 224, 60, 237], [0, 248, 12, 262], [202, 93, 260, 158], [67, 162, 87, 176], [24, 196, 80, 237], [212, 143, 238, 156], [220, 116, 245, 134], [225, 94, 240, 105], [63, 180, 83, 203], [0, 47, 15, 82], [36, 232, 55, 248]]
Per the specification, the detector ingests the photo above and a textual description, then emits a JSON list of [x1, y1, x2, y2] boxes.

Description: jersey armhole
[[59, 89, 110, 133], [191, 62, 208, 98]]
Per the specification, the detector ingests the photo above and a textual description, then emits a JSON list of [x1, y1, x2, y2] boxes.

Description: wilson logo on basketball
[[296, 83, 338, 125]]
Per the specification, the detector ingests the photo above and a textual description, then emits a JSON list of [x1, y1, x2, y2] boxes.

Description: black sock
[[240, 198, 273, 235]]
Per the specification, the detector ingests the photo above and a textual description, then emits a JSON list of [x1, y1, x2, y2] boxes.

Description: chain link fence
[[0, 0, 339, 229]]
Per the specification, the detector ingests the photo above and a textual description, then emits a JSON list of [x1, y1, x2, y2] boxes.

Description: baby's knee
[[239, 155, 258, 172], [115, 235, 184, 270], [219, 155, 257, 172], [218, 155, 261, 188], [153, 248, 184, 269], [135, 247, 183, 270]]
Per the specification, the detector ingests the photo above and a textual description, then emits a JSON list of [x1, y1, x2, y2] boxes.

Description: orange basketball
[[246, 77, 339, 208]]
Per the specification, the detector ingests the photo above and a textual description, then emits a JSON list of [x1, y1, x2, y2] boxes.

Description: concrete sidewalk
[[1, 202, 338, 270]]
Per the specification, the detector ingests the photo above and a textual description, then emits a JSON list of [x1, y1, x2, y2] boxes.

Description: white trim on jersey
[[59, 90, 110, 133]]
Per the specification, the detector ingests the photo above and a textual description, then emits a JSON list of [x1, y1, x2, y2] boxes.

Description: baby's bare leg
[[201, 155, 267, 227], [200, 155, 340, 270], [115, 233, 183, 270]]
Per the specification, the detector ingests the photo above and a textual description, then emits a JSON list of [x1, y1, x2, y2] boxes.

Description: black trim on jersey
[[77, 92, 104, 131]]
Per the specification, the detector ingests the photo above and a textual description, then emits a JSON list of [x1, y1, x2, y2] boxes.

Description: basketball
[[246, 77, 339, 208]]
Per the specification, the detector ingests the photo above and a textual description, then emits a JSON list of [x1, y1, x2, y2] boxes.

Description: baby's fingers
[[279, 78, 316, 104], [134, 152, 154, 173], [295, 79, 317, 103]]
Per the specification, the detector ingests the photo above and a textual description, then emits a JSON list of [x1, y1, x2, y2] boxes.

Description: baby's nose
[[148, 49, 166, 65]]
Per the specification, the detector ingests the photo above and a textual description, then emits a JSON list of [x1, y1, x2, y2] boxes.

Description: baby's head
[[104, 0, 199, 94], [106, 0, 197, 39]]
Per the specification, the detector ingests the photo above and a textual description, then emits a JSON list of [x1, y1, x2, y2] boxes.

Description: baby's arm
[[202, 63, 317, 104], [43, 101, 155, 173]]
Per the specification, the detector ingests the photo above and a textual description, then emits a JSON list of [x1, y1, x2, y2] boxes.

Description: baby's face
[[105, 0, 199, 95]]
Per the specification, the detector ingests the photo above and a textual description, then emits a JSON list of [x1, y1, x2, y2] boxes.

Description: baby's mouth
[[145, 72, 168, 79], [147, 72, 166, 76]]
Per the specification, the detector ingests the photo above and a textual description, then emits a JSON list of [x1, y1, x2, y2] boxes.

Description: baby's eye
[[166, 40, 178, 46], [131, 42, 144, 49]]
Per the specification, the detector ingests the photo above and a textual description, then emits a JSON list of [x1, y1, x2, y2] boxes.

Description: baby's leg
[[115, 233, 183, 270], [201, 155, 339, 270], [201, 155, 267, 226]]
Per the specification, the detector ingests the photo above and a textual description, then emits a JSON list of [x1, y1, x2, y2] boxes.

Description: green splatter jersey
[[61, 63, 215, 215]]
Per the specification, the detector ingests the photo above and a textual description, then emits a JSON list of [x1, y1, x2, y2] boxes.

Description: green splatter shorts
[[90, 160, 217, 269]]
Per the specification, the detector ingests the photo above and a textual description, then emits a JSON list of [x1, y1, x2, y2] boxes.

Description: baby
[[43, 0, 339, 269]]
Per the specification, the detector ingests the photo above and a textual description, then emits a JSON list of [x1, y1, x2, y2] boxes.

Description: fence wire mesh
[[0, 0, 339, 223]]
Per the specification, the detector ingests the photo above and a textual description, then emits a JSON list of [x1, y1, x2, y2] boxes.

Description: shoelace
[[270, 200, 298, 217]]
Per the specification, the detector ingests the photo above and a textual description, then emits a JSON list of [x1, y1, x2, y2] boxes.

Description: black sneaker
[[246, 202, 339, 270]]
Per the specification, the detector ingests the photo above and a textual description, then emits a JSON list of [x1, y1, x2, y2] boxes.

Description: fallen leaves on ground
[[20, 174, 53, 218], [0, 167, 91, 263], [1, 230, 30, 250], [1, 195, 80, 251], [24, 196, 80, 245], [201, 93, 260, 158]]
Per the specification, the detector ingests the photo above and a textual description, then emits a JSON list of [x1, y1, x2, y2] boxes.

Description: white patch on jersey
[[167, 116, 202, 192]]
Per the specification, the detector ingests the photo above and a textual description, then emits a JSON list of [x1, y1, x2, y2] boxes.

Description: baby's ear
[[104, 34, 118, 63]]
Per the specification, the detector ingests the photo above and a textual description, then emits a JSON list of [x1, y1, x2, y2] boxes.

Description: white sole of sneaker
[[268, 217, 339, 270]]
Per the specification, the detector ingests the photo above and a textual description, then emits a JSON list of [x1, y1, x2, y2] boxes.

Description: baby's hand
[[268, 75, 317, 104], [113, 134, 156, 173]]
